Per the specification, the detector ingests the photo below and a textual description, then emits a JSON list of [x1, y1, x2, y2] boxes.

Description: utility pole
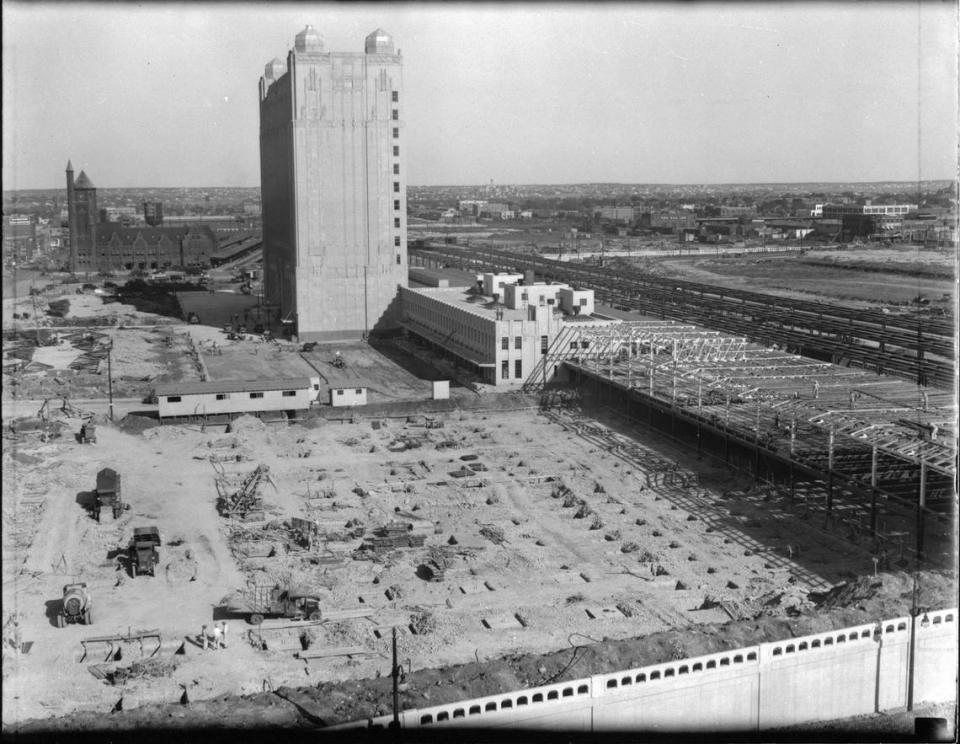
[[107, 340, 114, 421], [390, 626, 401, 729]]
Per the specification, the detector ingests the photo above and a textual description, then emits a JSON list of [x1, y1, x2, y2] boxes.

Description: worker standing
[[212, 623, 223, 650], [220, 621, 229, 649], [200, 625, 209, 650]]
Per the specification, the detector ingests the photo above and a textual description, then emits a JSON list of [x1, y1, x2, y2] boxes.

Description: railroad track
[[411, 245, 954, 389]]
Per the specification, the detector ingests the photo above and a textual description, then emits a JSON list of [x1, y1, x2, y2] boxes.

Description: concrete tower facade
[[259, 26, 407, 342]]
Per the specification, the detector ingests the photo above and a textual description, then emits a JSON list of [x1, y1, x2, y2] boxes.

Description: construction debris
[[356, 522, 426, 555], [479, 524, 506, 545]]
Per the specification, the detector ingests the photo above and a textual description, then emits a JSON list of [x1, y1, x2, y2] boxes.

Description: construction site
[[2, 251, 957, 735]]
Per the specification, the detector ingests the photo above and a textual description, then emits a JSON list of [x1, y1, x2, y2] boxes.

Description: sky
[[3, 1, 957, 189]]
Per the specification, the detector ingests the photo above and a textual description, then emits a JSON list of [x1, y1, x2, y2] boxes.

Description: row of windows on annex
[[411, 302, 494, 358], [500, 334, 550, 354], [165, 390, 301, 403]]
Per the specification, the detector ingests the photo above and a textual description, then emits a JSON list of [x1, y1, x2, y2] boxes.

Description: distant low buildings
[[99, 206, 139, 226], [3, 216, 37, 264], [594, 206, 635, 223], [638, 210, 697, 231], [719, 205, 757, 218], [821, 204, 918, 218]]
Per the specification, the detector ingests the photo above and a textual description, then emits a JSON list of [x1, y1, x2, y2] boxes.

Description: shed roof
[[155, 377, 313, 396]]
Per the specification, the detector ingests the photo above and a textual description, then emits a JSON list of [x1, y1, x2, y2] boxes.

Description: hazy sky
[[3, 1, 957, 189]]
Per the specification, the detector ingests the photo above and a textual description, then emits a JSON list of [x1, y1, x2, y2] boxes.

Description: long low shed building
[[155, 377, 320, 420]]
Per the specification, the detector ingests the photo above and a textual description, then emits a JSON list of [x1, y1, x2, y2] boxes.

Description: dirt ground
[[2, 270, 956, 733], [3, 398, 955, 728]]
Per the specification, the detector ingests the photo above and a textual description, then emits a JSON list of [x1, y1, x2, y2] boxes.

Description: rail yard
[[412, 244, 955, 387]]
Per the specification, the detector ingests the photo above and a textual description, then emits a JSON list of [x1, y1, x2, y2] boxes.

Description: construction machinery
[[215, 463, 274, 521], [78, 421, 97, 444], [58, 583, 93, 627], [93, 467, 127, 521], [227, 585, 323, 626], [128, 526, 161, 577]]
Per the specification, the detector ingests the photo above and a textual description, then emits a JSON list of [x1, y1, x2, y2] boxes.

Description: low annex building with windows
[[399, 273, 609, 387], [155, 377, 321, 420]]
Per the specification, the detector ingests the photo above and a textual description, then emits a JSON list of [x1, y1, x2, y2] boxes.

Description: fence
[[329, 607, 957, 732]]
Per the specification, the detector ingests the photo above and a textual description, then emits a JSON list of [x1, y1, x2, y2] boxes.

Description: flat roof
[[405, 286, 603, 324], [405, 286, 539, 322], [155, 377, 312, 396]]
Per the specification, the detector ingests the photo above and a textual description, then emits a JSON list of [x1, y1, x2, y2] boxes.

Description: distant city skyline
[[3, 2, 957, 190]]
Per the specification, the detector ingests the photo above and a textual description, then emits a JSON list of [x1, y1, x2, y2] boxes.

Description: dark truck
[[93, 468, 128, 521], [58, 583, 93, 627], [227, 585, 322, 626], [128, 526, 161, 577]]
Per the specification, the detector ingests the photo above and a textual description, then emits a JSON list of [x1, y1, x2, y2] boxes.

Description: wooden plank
[[323, 607, 376, 622], [82, 629, 161, 644], [296, 645, 371, 659]]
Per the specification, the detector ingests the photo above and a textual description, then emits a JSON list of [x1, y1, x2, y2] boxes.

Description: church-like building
[[65, 161, 217, 272]]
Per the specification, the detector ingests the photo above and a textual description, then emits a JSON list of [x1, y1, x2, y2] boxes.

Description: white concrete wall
[[914, 608, 959, 705], [503, 283, 566, 310], [482, 273, 523, 297], [328, 608, 957, 733], [330, 387, 367, 407], [559, 287, 595, 316]]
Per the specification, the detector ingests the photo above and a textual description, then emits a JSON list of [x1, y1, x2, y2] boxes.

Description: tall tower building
[[143, 201, 164, 226], [66, 162, 98, 272], [259, 26, 407, 342], [66, 161, 77, 272]]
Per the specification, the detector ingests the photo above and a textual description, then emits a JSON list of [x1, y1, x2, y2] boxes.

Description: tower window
[[394, 236, 401, 246], [393, 164, 400, 175], [393, 146, 399, 156], [392, 109, 399, 120], [392, 91, 399, 102], [396, 254, 401, 264], [394, 218, 401, 228], [394, 200, 400, 210], [393, 182, 400, 193], [393, 128, 399, 138]]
